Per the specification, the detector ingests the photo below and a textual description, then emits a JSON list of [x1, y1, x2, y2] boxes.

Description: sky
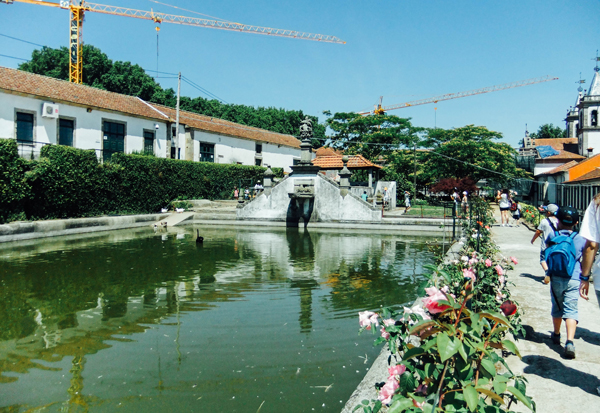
[[1, 0, 599, 147]]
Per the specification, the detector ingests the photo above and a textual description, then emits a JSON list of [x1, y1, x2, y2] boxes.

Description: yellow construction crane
[[359, 75, 559, 115], [1, 0, 345, 83]]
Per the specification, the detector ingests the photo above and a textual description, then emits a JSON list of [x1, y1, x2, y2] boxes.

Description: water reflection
[[0, 226, 438, 412]]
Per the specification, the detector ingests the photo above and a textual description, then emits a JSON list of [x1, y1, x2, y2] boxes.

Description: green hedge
[[0, 143, 283, 223]]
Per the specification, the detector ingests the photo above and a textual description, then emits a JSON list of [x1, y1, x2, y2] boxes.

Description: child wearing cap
[[545, 206, 586, 359], [531, 204, 559, 284]]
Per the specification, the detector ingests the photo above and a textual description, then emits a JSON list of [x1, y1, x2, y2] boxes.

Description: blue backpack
[[544, 231, 578, 278]]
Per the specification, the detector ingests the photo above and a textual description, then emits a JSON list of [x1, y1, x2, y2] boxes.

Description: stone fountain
[[236, 117, 381, 226]]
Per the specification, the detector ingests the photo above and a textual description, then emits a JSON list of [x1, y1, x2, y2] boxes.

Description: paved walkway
[[495, 222, 600, 412]]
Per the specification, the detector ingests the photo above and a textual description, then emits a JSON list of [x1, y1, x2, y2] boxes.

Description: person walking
[[511, 199, 522, 227], [361, 191, 368, 202], [497, 188, 512, 226], [404, 190, 411, 212], [531, 204, 559, 284], [544, 206, 586, 358], [461, 191, 469, 216], [577, 196, 600, 310], [233, 187, 239, 200]]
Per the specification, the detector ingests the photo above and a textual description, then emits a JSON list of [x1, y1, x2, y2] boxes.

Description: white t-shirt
[[498, 194, 510, 208], [579, 200, 600, 291], [537, 216, 558, 250]]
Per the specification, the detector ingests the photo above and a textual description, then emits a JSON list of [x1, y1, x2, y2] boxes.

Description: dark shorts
[[500, 207, 510, 212]]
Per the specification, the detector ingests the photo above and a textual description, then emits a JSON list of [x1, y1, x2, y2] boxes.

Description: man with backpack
[[544, 206, 586, 359], [531, 204, 559, 284]]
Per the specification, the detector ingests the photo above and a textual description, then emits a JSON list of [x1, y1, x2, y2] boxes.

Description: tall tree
[[325, 112, 420, 160], [530, 123, 566, 140], [421, 125, 529, 185]]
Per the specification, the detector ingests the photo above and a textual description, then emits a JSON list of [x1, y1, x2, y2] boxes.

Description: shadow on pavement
[[522, 355, 600, 396], [521, 324, 564, 358], [575, 327, 600, 347], [519, 272, 545, 283]]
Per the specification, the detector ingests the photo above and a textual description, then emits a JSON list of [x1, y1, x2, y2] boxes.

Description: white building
[[0, 67, 301, 172], [567, 66, 600, 156]]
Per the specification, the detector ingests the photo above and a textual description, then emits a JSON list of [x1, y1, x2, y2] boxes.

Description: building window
[[255, 158, 262, 166], [592, 110, 598, 127], [103, 121, 125, 161], [143, 130, 155, 155], [256, 143, 262, 154], [59, 118, 74, 146], [16, 112, 34, 142], [200, 143, 214, 162]]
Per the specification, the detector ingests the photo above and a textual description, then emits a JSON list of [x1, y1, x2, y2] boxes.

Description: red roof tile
[[534, 138, 578, 150], [0, 66, 300, 149], [539, 160, 579, 175], [315, 147, 342, 157], [311, 154, 382, 169], [541, 150, 585, 161]]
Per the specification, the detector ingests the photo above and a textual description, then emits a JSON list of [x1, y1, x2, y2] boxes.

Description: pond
[[0, 226, 440, 412]]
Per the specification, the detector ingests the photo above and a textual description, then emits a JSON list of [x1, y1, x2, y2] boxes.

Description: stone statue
[[299, 116, 313, 140]]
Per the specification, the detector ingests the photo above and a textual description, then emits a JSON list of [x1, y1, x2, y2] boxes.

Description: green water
[[0, 226, 439, 412]]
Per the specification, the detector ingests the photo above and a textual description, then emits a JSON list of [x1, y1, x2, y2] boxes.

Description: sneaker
[[565, 341, 576, 359], [551, 332, 561, 345]]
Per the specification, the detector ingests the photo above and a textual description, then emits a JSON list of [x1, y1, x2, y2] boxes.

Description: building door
[[103, 121, 125, 161], [59, 118, 74, 146], [144, 130, 155, 155]]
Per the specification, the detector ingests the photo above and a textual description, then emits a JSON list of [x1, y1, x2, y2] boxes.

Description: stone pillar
[[264, 165, 274, 196], [339, 156, 351, 197]]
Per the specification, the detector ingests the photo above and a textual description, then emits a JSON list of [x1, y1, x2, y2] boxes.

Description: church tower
[[576, 58, 600, 156]]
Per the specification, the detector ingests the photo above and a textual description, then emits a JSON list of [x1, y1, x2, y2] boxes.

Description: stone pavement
[[495, 222, 600, 412]]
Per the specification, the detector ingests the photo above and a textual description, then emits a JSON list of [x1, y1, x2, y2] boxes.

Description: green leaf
[[480, 358, 497, 378], [479, 311, 510, 327], [437, 333, 460, 362], [409, 320, 437, 335], [399, 372, 417, 393], [463, 385, 479, 412], [507, 386, 532, 409], [501, 340, 521, 358], [475, 388, 505, 405], [493, 380, 507, 395], [403, 347, 427, 361], [387, 398, 415, 413], [457, 341, 468, 362]]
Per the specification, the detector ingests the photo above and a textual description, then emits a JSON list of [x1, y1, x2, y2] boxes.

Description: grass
[[401, 205, 449, 218]]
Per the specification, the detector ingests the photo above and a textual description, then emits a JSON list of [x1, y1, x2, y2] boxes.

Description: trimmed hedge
[[0, 143, 283, 223]]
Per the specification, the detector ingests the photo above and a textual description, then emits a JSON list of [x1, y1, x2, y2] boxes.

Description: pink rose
[[403, 304, 431, 321], [378, 377, 400, 405], [510, 256, 518, 265], [471, 252, 477, 258], [463, 268, 476, 282], [380, 327, 390, 340], [468, 258, 478, 266], [423, 287, 451, 314], [498, 274, 505, 285], [485, 259, 492, 267], [359, 311, 379, 330], [388, 364, 406, 378], [500, 300, 517, 316], [495, 264, 504, 276], [383, 318, 395, 327]]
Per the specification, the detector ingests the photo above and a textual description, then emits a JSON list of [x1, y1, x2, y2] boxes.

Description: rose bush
[[356, 199, 532, 413]]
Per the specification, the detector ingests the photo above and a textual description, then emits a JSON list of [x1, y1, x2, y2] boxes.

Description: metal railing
[[13, 140, 103, 160]]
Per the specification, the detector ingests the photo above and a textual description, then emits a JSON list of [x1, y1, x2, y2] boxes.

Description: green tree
[[530, 123, 566, 139], [422, 125, 529, 185], [325, 112, 420, 160]]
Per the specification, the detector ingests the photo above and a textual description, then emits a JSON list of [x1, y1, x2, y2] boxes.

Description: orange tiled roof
[[539, 160, 579, 175], [155, 104, 300, 148], [534, 138, 578, 150], [311, 154, 382, 169], [565, 168, 600, 183], [315, 146, 343, 157], [0, 66, 300, 149]]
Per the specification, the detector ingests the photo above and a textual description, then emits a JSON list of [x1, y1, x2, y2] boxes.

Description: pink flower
[[380, 327, 390, 340], [359, 311, 379, 330], [388, 364, 406, 378], [422, 287, 451, 314], [463, 268, 476, 282], [403, 304, 431, 321], [468, 258, 478, 266], [378, 377, 400, 405], [461, 255, 469, 262], [500, 300, 517, 316], [510, 256, 518, 265], [485, 259, 492, 267], [383, 318, 395, 327], [495, 264, 504, 276], [471, 252, 477, 258], [498, 274, 505, 285]]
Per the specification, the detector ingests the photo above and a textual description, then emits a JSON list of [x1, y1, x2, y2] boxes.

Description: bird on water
[[196, 230, 204, 244]]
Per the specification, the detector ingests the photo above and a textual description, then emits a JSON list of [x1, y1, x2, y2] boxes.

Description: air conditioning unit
[[41, 102, 59, 119]]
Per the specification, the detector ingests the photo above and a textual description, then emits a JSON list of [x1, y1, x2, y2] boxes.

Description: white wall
[[192, 129, 300, 172], [534, 162, 565, 177], [0, 92, 169, 159]]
